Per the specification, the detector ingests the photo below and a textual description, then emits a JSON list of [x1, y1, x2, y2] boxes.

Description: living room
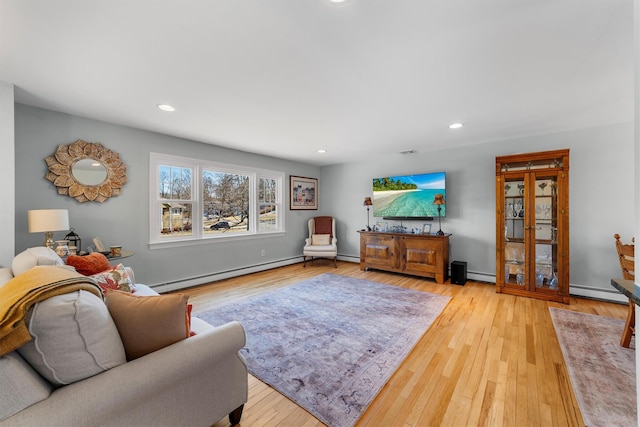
[[2, 99, 635, 302], [0, 1, 637, 301], [0, 1, 639, 425]]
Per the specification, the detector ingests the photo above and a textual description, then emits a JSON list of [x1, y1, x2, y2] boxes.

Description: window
[[150, 153, 284, 246]]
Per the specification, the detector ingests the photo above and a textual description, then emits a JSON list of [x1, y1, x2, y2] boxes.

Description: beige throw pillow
[[105, 291, 190, 361], [311, 234, 331, 245], [17, 290, 126, 386]]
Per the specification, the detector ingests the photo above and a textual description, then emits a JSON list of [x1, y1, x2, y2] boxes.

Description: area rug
[[549, 308, 636, 427], [197, 273, 450, 427]]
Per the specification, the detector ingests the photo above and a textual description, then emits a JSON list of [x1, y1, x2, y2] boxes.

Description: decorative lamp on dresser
[[495, 149, 570, 303]]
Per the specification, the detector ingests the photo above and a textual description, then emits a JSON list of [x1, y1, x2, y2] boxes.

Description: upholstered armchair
[[303, 216, 337, 267]]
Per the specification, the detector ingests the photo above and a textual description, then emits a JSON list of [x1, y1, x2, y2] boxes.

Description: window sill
[[148, 231, 286, 250]]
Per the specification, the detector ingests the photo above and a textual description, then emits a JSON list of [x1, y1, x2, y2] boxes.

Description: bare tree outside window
[[203, 170, 249, 234]]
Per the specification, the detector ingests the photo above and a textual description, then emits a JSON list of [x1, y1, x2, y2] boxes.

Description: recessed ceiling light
[[157, 104, 175, 112], [317, 149, 327, 154], [329, 0, 348, 2], [449, 123, 463, 129]]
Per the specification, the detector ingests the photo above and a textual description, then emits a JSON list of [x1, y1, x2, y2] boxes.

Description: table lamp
[[28, 209, 70, 248], [363, 197, 373, 231], [433, 194, 445, 236]]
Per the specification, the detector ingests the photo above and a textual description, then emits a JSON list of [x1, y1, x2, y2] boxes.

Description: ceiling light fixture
[[157, 104, 175, 112], [317, 149, 327, 154], [449, 123, 463, 129]]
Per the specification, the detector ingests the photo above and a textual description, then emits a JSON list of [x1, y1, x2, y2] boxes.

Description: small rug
[[549, 308, 636, 427], [197, 273, 451, 427]]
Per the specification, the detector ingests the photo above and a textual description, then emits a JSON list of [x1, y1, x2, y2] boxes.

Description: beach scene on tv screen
[[372, 172, 446, 218]]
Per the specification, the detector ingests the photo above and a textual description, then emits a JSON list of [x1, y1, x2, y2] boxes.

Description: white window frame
[[149, 153, 285, 249]]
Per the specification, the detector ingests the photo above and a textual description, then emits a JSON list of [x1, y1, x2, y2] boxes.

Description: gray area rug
[[197, 273, 451, 427], [549, 308, 636, 427]]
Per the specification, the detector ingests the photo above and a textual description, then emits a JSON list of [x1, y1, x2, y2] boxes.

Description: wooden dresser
[[358, 231, 450, 283]]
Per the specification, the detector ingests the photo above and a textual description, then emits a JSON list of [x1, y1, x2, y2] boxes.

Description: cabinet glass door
[[496, 149, 569, 303], [534, 176, 558, 290], [503, 178, 525, 288]]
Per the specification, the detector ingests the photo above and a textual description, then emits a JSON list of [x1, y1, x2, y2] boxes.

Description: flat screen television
[[372, 171, 446, 219]]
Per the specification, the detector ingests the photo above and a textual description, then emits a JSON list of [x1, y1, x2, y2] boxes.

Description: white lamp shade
[[28, 209, 70, 233]]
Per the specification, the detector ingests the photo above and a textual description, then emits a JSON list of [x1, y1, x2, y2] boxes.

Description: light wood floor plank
[[197, 262, 625, 427]]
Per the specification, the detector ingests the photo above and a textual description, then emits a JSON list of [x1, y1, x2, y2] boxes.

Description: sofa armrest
[[2, 321, 248, 427]]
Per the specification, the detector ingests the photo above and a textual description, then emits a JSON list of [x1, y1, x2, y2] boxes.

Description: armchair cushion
[[105, 291, 190, 361], [17, 290, 126, 386], [313, 216, 333, 237], [311, 234, 331, 245]]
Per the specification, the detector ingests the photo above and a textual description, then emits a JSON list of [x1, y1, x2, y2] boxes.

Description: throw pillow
[[311, 234, 331, 245], [66, 252, 111, 276], [17, 290, 126, 386], [91, 263, 136, 295], [0, 268, 13, 289], [105, 291, 191, 361], [11, 247, 64, 277]]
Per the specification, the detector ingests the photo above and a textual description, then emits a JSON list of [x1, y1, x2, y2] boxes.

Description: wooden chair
[[614, 233, 635, 347], [303, 216, 337, 267]]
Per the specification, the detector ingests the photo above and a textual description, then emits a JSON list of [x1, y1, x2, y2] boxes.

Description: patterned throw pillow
[[91, 263, 136, 295]]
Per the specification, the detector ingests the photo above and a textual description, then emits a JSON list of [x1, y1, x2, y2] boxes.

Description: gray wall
[[0, 83, 15, 267], [13, 103, 635, 300], [14, 104, 320, 289], [320, 122, 634, 300]]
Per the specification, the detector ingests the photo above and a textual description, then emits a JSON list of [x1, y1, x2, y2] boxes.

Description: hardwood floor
[[180, 261, 628, 427]]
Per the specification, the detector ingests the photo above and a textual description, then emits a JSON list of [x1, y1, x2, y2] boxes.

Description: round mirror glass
[[72, 159, 108, 186]]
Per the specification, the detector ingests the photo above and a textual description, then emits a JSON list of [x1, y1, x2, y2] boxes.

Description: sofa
[[0, 248, 248, 427]]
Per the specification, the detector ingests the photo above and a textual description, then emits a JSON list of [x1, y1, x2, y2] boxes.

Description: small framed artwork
[[422, 224, 432, 234], [290, 176, 318, 210], [93, 237, 106, 252]]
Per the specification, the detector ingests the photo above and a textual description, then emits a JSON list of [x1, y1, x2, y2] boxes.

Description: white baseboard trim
[[149, 255, 628, 305], [150, 257, 302, 294], [569, 285, 628, 304], [467, 273, 626, 303]]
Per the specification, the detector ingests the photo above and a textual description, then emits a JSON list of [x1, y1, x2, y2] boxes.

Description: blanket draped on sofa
[[0, 266, 102, 356]]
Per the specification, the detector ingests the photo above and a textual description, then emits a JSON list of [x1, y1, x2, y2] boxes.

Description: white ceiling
[[0, 0, 634, 166]]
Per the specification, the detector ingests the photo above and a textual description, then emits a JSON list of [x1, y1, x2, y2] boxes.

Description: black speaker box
[[451, 261, 467, 285]]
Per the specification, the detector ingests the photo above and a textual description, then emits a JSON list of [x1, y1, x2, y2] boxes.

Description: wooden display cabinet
[[495, 149, 570, 303], [358, 231, 450, 284]]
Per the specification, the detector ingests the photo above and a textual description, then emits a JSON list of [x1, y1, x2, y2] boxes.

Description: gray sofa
[[0, 248, 248, 427]]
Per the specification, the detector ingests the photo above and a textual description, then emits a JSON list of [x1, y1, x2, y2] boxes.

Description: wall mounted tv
[[372, 171, 446, 219]]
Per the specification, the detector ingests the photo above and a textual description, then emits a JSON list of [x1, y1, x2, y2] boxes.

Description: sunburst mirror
[[45, 139, 128, 203]]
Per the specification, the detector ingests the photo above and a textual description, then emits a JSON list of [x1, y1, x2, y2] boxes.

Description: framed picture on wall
[[290, 176, 318, 210]]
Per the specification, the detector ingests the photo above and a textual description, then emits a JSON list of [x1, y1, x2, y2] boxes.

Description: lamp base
[[43, 231, 55, 249], [436, 230, 445, 236]]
